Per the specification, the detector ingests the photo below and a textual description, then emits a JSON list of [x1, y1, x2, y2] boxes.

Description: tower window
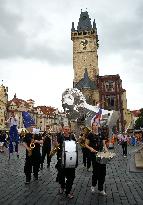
[[105, 81, 114, 91], [105, 96, 115, 108]]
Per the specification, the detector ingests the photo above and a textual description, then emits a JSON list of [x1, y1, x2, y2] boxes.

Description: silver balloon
[[62, 88, 119, 130]]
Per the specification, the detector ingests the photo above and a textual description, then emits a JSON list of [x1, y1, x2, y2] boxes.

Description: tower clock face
[[80, 39, 88, 50]]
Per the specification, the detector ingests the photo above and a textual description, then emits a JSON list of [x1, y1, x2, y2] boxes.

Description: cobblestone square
[[0, 144, 143, 205]]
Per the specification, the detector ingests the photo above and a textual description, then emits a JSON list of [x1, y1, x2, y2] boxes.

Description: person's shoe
[[123, 155, 127, 157], [56, 176, 59, 182], [40, 164, 43, 170], [25, 180, 30, 184], [98, 190, 107, 196], [33, 174, 38, 180], [17, 154, 19, 158], [59, 188, 64, 194], [87, 167, 92, 172], [67, 193, 74, 199], [91, 186, 95, 193], [47, 164, 50, 168]]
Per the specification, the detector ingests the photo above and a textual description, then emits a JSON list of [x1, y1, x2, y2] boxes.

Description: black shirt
[[23, 133, 42, 156], [87, 132, 105, 152], [42, 133, 51, 149]]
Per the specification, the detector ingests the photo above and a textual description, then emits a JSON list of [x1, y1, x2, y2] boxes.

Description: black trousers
[[41, 147, 51, 165], [24, 155, 41, 180], [82, 147, 91, 169], [58, 167, 75, 195], [122, 142, 127, 156], [92, 155, 106, 191]]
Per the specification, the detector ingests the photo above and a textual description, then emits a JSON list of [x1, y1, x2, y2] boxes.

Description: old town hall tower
[[71, 10, 132, 132]]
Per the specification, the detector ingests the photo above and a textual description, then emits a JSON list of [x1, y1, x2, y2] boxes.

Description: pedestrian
[[120, 132, 128, 157], [0, 130, 6, 152], [40, 129, 51, 169], [85, 122, 108, 196], [22, 111, 43, 184]]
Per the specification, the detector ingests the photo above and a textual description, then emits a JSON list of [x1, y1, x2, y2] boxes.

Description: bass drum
[[62, 140, 78, 168]]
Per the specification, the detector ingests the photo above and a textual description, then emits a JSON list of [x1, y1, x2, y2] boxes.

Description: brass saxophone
[[28, 135, 35, 156], [49, 143, 60, 157], [77, 127, 90, 148], [77, 136, 86, 148]]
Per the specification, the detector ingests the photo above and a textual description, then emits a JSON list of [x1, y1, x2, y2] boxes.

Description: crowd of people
[[0, 111, 143, 200]]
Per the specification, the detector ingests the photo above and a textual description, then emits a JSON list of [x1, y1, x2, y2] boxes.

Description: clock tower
[[71, 10, 99, 105], [71, 10, 99, 84]]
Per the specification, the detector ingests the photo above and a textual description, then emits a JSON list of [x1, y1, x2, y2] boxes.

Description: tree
[[134, 108, 143, 129]]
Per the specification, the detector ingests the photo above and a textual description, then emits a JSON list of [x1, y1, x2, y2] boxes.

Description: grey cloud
[[0, 1, 72, 65], [23, 44, 72, 66], [0, 2, 26, 58], [98, 2, 143, 55], [0, 0, 143, 68]]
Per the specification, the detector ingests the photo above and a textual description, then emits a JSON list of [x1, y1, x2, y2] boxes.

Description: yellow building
[[0, 84, 8, 130]]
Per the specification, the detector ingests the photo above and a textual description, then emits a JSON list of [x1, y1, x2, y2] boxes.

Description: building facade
[[71, 10, 132, 132], [0, 84, 8, 129], [0, 85, 68, 132]]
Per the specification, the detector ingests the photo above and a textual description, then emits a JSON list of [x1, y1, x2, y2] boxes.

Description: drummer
[[56, 125, 76, 199], [85, 121, 108, 196]]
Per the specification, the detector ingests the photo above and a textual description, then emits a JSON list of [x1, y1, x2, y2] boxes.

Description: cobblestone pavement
[[0, 143, 143, 205]]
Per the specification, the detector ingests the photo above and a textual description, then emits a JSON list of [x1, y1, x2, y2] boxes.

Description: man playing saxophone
[[22, 112, 43, 184], [78, 127, 91, 171]]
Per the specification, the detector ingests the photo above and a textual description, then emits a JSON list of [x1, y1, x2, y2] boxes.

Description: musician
[[41, 129, 51, 169], [85, 122, 108, 196], [22, 111, 43, 184], [79, 127, 91, 171], [55, 126, 63, 182], [56, 125, 76, 199]]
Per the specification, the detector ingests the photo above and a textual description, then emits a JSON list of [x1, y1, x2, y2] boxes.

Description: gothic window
[[105, 81, 114, 91], [105, 95, 115, 108]]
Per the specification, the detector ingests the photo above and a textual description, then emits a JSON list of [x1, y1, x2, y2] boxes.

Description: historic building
[[0, 85, 68, 132], [0, 84, 8, 129], [71, 10, 132, 132]]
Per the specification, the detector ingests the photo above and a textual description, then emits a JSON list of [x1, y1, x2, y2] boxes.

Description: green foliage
[[134, 108, 143, 129]]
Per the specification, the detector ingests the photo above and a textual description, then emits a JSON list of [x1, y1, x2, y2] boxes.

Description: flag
[[22, 111, 35, 128], [91, 108, 102, 126]]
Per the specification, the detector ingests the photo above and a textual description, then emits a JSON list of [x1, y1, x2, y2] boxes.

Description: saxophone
[[49, 143, 60, 157], [77, 136, 86, 148], [28, 135, 35, 156]]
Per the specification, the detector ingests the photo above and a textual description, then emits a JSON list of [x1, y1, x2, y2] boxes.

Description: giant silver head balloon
[[62, 88, 119, 130]]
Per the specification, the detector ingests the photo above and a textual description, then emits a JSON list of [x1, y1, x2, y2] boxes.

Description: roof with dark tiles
[[71, 10, 97, 32], [74, 68, 96, 90]]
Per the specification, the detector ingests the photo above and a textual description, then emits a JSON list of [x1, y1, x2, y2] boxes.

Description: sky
[[0, 0, 143, 111]]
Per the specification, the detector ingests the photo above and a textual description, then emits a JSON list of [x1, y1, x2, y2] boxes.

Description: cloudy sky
[[0, 0, 143, 111]]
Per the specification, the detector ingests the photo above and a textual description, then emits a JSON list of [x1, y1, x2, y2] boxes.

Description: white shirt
[[7, 116, 18, 127]]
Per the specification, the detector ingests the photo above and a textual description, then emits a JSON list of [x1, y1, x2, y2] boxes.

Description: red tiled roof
[[8, 98, 30, 108], [35, 106, 56, 115]]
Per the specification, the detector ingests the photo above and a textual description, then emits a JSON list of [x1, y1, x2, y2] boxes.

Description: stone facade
[[71, 10, 133, 132], [71, 11, 99, 85], [0, 85, 8, 129]]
